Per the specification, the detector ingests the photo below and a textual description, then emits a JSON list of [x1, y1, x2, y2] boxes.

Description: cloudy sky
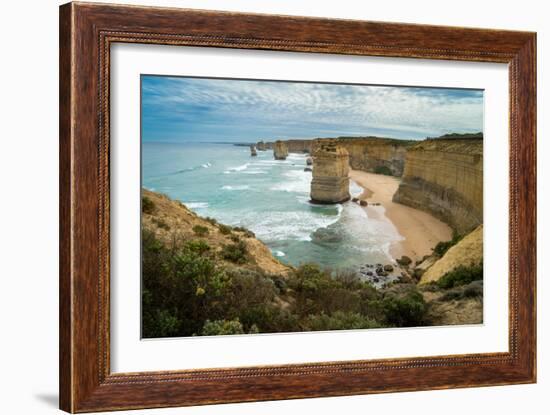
[[141, 75, 483, 142]]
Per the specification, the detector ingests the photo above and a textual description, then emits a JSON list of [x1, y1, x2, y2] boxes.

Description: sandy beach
[[349, 170, 452, 261]]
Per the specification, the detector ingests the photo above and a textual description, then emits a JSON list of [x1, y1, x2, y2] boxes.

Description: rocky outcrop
[[393, 137, 483, 234], [420, 225, 483, 284], [273, 140, 289, 160], [256, 141, 267, 151], [421, 286, 483, 325], [310, 141, 350, 204], [250, 145, 257, 157], [142, 189, 291, 276], [263, 137, 412, 176]]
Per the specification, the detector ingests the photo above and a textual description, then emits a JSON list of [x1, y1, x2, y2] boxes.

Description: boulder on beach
[[384, 264, 394, 272], [396, 255, 413, 266], [359, 200, 368, 206], [376, 267, 388, 277], [352, 197, 359, 203], [304, 167, 312, 172], [306, 157, 313, 166]]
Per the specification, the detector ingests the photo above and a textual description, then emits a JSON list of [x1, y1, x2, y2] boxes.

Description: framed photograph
[[59, 2, 536, 412]]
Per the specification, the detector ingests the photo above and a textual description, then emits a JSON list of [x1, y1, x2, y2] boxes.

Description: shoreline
[[349, 170, 452, 261]]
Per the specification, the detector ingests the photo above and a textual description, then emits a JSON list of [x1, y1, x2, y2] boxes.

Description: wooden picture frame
[[59, 2, 536, 412]]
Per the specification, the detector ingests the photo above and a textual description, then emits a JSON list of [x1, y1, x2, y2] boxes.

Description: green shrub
[[289, 264, 366, 317], [184, 240, 210, 255], [433, 232, 463, 257], [142, 308, 180, 338], [192, 224, 209, 236], [152, 217, 170, 230], [437, 263, 483, 289], [382, 287, 427, 327], [270, 275, 288, 294], [233, 226, 255, 238], [304, 312, 380, 331], [201, 319, 245, 336], [221, 241, 247, 263], [374, 165, 393, 176], [230, 234, 240, 243], [218, 224, 232, 235], [205, 217, 218, 226], [142, 196, 155, 214]]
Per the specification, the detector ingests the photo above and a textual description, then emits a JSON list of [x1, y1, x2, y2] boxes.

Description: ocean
[[142, 142, 403, 271]]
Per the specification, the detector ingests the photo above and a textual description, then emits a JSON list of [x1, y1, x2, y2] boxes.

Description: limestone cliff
[[273, 140, 289, 160], [286, 139, 314, 153], [336, 137, 411, 176], [310, 141, 350, 204], [263, 136, 412, 177], [393, 137, 483, 234], [142, 189, 291, 276]]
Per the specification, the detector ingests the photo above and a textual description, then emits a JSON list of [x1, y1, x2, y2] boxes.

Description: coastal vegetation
[[142, 227, 431, 337], [373, 165, 393, 176], [141, 188, 483, 338]]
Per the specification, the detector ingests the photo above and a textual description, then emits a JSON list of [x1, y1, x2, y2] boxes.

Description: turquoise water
[[142, 142, 402, 271]]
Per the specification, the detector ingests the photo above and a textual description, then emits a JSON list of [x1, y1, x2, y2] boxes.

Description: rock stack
[[273, 140, 289, 160], [310, 140, 350, 204], [250, 145, 257, 157], [257, 141, 266, 151]]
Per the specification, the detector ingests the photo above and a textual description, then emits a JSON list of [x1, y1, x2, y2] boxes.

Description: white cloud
[[142, 76, 483, 140]]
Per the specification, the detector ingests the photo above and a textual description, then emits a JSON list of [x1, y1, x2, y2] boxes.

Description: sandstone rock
[[396, 255, 412, 266], [306, 157, 313, 166], [351, 197, 359, 203], [383, 264, 394, 272], [359, 200, 368, 206], [250, 145, 257, 157], [257, 141, 266, 151], [310, 140, 350, 204], [273, 140, 289, 160]]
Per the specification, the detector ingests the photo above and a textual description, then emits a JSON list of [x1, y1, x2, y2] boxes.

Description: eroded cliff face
[[393, 138, 483, 234], [273, 140, 289, 160], [337, 138, 410, 176], [310, 141, 350, 204]]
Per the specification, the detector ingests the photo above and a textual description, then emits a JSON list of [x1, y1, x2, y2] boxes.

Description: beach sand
[[349, 170, 452, 261]]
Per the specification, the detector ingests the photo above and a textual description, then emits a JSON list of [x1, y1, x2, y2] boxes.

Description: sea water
[[142, 142, 403, 271]]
